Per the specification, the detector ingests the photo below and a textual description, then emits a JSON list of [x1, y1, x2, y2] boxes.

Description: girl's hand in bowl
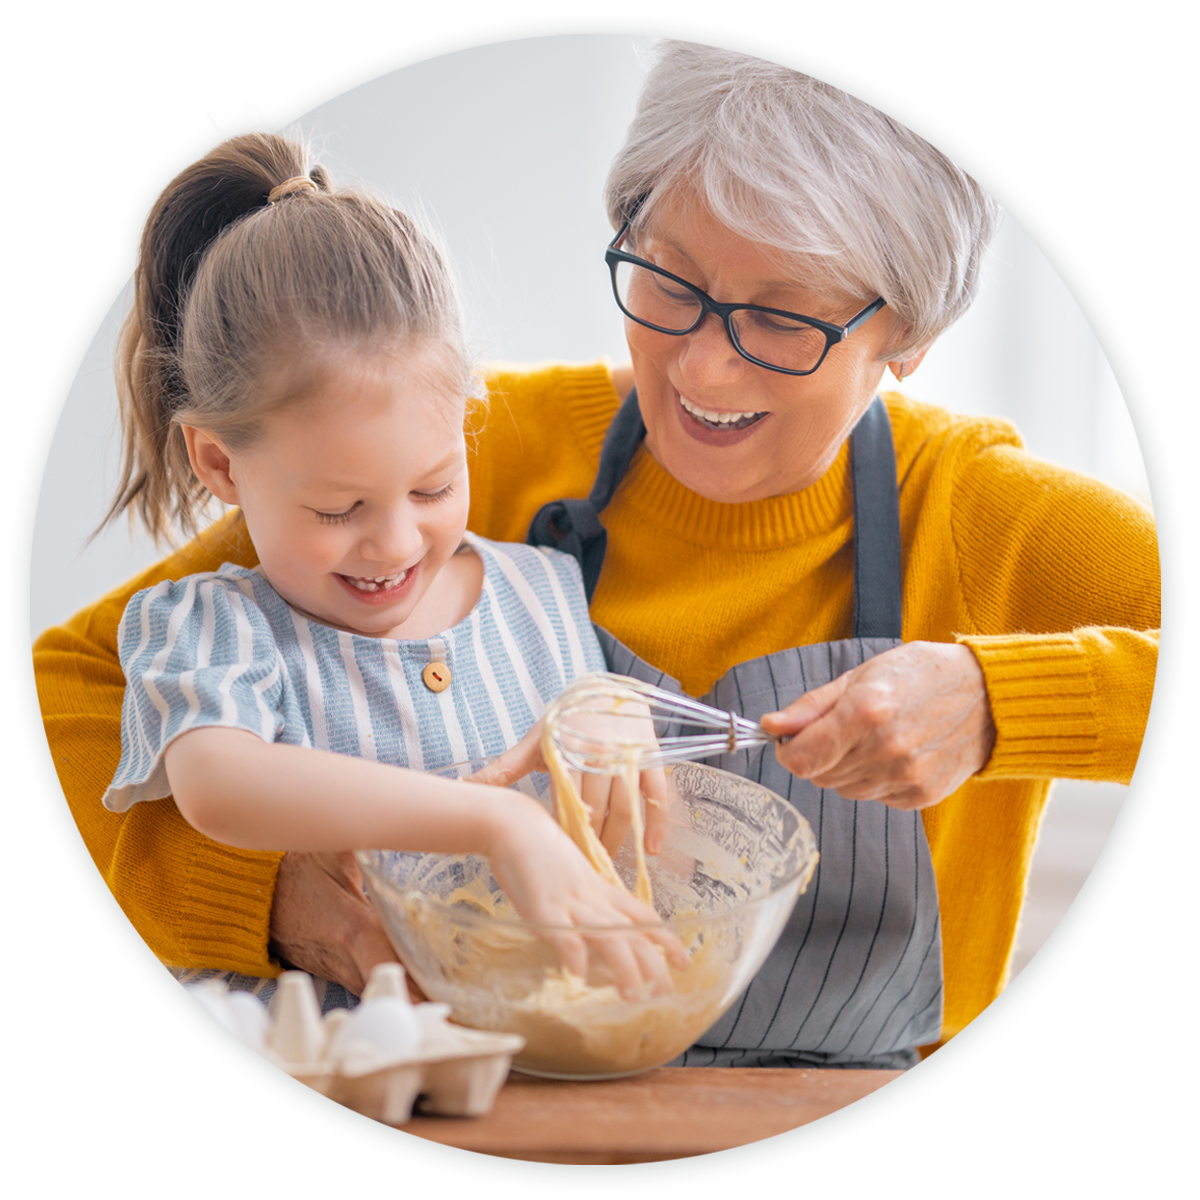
[[480, 792, 688, 999]]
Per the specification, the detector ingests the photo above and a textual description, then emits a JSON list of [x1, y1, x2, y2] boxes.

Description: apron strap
[[527, 388, 645, 601], [850, 394, 903, 640], [528, 388, 902, 637]]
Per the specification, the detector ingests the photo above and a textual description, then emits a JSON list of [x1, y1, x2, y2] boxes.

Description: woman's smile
[[677, 392, 769, 431], [673, 387, 772, 448]]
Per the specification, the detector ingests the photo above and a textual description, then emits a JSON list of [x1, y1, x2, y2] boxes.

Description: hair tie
[[268, 176, 319, 204]]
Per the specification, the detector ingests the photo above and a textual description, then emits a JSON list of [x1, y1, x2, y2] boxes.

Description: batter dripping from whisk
[[537, 672, 778, 908], [540, 680, 656, 907]]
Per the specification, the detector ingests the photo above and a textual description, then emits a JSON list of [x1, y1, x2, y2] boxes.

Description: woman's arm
[[764, 435, 1159, 808], [267, 850, 402, 997], [32, 512, 288, 976]]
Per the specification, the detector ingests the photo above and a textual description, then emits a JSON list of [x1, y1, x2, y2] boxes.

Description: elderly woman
[[35, 42, 1157, 1068]]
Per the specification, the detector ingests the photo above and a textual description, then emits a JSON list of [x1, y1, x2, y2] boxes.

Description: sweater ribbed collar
[[619, 443, 852, 550], [567, 362, 854, 551]]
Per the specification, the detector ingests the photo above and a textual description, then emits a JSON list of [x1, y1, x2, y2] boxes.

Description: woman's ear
[[182, 426, 241, 505], [886, 346, 931, 384]]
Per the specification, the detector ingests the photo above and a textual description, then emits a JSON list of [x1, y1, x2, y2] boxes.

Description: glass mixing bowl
[[357, 761, 817, 1080]]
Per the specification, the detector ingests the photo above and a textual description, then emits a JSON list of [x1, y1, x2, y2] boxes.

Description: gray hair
[[605, 41, 1001, 354]]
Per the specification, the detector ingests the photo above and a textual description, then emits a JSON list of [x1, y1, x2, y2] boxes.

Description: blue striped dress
[[103, 533, 606, 1008]]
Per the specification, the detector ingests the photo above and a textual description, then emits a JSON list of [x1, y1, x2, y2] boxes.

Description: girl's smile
[[335, 563, 420, 604]]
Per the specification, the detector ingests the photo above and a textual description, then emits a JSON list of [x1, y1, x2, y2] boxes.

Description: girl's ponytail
[[103, 134, 330, 542], [104, 132, 466, 544]]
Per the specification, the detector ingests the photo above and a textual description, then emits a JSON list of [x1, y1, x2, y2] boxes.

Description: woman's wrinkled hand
[[269, 850, 421, 1000], [469, 717, 669, 859], [759, 641, 996, 811]]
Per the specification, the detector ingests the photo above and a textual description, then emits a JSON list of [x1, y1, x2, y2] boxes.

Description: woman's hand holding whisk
[[760, 642, 996, 811]]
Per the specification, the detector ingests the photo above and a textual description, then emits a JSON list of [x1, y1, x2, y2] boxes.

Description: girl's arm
[[165, 727, 686, 995], [167, 725, 529, 855]]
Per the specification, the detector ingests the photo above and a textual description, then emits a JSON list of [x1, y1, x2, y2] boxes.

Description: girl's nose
[[359, 507, 422, 566]]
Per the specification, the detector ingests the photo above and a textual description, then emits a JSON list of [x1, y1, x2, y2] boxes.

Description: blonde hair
[[106, 132, 470, 543], [606, 41, 1001, 355]]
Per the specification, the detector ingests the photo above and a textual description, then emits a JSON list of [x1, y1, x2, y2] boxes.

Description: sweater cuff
[[176, 844, 284, 977], [957, 632, 1099, 779]]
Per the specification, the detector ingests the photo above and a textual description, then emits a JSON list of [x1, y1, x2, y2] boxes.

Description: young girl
[[99, 132, 678, 1007]]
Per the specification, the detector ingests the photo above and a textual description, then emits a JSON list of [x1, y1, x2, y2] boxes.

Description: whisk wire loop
[[545, 672, 780, 775]]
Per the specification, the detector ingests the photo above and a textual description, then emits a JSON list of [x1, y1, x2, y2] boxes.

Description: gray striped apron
[[528, 392, 943, 1068]]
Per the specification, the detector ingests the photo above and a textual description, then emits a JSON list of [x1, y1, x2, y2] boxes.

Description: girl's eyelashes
[[414, 482, 456, 504], [315, 502, 362, 525], [312, 483, 455, 522]]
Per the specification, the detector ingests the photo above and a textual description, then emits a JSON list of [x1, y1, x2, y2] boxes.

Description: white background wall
[[30, 37, 1152, 1084]]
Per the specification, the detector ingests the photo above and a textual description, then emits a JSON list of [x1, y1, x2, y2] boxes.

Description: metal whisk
[[544, 672, 780, 775]]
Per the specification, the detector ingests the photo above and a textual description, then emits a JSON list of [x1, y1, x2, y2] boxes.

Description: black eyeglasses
[[606, 218, 887, 377]]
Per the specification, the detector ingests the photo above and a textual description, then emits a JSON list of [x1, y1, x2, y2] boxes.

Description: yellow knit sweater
[[33, 360, 1159, 1045]]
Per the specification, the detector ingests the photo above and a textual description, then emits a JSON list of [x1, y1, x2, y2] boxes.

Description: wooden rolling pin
[[988, 1060, 1156, 1161]]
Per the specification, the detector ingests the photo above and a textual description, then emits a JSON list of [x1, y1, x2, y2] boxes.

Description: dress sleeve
[[948, 440, 1160, 782], [104, 573, 286, 812]]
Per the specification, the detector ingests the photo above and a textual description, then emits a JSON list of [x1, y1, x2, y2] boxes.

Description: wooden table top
[[405, 1066, 904, 1164]]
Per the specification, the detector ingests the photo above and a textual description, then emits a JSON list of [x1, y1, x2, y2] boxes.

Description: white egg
[[55, 1017, 146, 1084], [226, 990, 270, 1052], [330, 997, 422, 1068], [29, 984, 90, 1070]]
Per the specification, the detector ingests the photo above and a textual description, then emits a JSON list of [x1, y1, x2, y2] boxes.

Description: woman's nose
[[676, 313, 747, 387]]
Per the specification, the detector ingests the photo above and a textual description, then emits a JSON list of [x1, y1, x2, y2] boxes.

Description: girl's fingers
[[611, 891, 689, 972], [626, 932, 675, 997], [580, 770, 606, 834], [637, 922, 689, 973], [551, 930, 589, 981], [569, 768, 585, 825], [585, 930, 643, 1000]]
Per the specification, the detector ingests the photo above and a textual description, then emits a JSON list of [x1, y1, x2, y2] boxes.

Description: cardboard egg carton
[[187, 963, 523, 1126]]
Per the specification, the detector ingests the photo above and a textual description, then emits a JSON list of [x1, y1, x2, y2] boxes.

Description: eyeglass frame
[[605, 216, 888, 377]]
